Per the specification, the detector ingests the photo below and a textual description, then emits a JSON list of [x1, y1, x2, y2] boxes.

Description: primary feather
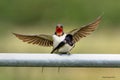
[[13, 33, 53, 47], [69, 16, 102, 43]]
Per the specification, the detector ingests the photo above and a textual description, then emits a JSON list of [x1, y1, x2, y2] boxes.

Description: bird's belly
[[58, 44, 74, 53]]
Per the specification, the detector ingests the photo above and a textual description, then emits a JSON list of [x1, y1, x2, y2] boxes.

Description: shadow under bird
[[13, 16, 102, 54]]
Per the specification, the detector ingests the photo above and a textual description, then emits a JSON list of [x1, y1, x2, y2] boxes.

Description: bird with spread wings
[[13, 16, 101, 54]]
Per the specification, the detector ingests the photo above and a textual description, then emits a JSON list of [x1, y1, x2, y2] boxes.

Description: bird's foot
[[58, 52, 71, 55]]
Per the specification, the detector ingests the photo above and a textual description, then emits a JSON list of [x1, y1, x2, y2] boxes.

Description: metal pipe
[[0, 53, 120, 67]]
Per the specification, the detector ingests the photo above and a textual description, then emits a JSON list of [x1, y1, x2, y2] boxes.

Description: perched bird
[[13, 16, 101, 54]]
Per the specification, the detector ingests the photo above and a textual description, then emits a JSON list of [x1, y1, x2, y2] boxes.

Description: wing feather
[[69, 16, 102, 43], [13, 33, 53, 47]]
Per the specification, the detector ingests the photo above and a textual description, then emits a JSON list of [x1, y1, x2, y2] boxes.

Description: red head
[[55, 24, 64, 36]]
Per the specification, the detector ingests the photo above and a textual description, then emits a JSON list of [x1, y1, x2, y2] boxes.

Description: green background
[[0, 0, 120, 80]]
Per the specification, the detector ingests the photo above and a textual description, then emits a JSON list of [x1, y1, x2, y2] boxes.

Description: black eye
[[60, 26, 63, 28], [56, 26, 59, 28]]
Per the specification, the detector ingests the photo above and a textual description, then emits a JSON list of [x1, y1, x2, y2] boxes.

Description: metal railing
[[0, 53, 120, 67]]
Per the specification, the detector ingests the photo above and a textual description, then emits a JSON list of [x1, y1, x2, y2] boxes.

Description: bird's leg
[[58, 52, 71, 55], [58, 67, 60, 72], [42, 67, 44, 72], [67, 52, 71, 55]]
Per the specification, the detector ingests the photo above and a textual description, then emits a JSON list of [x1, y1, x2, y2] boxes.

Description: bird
[[13, 16, 101, 54]]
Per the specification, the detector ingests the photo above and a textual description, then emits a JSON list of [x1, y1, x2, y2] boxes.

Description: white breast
[[53, 34, 66, 48], [52, 34, 74, 53]]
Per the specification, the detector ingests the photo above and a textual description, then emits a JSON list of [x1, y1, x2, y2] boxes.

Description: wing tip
[[12, 32, 20, 37], [12, 33, 19, 38], [95, 13, 104, 22], [12, 32, 16, 35], [96, 15, 102, 21], [13, 33, 26, 38]]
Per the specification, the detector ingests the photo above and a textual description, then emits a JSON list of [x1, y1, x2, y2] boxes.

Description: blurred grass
[[0, 67, 120, 80]]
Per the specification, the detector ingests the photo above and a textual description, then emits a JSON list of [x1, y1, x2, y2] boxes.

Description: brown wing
[[69, 16, 102, 43], [13, 33, 53, 47]]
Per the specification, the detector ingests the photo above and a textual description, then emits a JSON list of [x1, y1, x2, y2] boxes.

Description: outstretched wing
[[69, 16, 102, 43], [13, 33, 53, 47]]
